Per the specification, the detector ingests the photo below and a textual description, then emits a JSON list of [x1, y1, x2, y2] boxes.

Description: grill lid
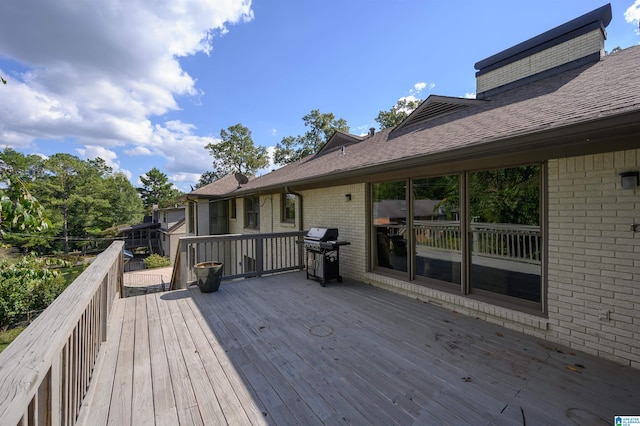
[[305, 227, 338, 242]]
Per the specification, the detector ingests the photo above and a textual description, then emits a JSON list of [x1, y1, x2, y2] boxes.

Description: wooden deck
[[80, 271, 640, 425]]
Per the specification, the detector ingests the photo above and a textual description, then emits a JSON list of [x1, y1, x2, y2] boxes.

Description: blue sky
[[1, 1, 639, 192]]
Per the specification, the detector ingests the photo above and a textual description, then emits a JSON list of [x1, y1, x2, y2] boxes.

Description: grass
[[0, 326, 26, 353], [60, 264, 88, 285]]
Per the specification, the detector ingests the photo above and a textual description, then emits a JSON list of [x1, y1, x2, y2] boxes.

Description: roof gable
[[315, 131, 365, 157], [393, 95, 486, 133]]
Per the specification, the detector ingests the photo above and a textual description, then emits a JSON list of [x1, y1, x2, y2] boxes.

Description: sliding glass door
[[413, 175, 461, 286], [373, 181, 408, 272], [371, 164, 543, 309], [468, 165, 541, 304]]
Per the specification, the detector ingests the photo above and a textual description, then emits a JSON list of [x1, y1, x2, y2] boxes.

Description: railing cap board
[[0, 241, 124, 425], [179, 230, 307, 244]]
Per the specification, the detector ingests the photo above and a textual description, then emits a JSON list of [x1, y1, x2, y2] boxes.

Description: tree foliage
[[137, 167, 183, 210], [470, 165, 540, 225], [274, 110, 349, 165], [0, 255, 70, 328], [204, 123, 269, 178], [1, 149, 144, 254], [194, 171, 217, 190], [0, 159, 50, 237], [143, 253, 171, 269], [375, 98, 422, 130]]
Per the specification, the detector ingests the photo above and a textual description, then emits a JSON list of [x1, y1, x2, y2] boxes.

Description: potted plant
[[193, 261, 224, 293]]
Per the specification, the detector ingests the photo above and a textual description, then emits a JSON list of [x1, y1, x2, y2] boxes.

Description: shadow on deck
[[80, 271, 640, 425]]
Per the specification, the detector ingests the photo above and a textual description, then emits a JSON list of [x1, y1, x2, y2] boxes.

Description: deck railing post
[[256, 235, 264, 277]]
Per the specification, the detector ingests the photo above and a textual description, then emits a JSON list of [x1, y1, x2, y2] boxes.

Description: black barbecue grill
[[302, 227, 350, 286]]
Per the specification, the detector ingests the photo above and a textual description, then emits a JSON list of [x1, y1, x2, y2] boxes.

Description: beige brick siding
[[477, 28, 605, 94], [547, 149, 640, 368], [301, 184, 367, 280]]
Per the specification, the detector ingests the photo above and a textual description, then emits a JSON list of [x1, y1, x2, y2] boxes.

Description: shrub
[[143, 254, 170, 269], [0, 255, 69, 328]]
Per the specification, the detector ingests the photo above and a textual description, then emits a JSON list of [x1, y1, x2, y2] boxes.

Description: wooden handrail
[[172, 231, 307, 290], [0, 241, 124, 426]]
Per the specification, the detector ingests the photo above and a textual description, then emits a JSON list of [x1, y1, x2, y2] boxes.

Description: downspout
[[284, 187, 304, 231]]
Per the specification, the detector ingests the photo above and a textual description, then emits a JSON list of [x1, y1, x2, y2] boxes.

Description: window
[[209, 200, 229, 235], [188, 202, 196, 234], [281, 194, 296, 223], [413, 175, 461, 286], [245, 197, 260, 229], [468, 165, 541, 304], [230, 198, 237, 219], [371, 164, 542, 310]]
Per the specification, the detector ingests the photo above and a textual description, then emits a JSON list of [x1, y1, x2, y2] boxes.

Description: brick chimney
[[475, 4, 612, 99]]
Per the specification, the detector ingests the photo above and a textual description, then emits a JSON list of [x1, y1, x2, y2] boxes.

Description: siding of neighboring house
[[196, 201, 210, 236], [547, 148, 640, 367], [164, 221, 186, 265]]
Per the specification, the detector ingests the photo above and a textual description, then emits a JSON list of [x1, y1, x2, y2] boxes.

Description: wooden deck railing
[[412, 221, 541, 264], [0, 241, 124, 426], [171, 231, 307, 289]]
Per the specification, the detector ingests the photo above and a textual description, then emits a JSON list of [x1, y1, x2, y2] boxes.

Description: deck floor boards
[[81, 272, 640, 425]]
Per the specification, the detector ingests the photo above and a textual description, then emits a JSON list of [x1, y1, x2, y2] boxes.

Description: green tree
[[137, 167, 183, 210], [0, 164, 50, 236], [194, 171, 217, 189], [204, 123, 269, 178], [470, 165, 540, 225], [37, 154, 85, 255], [375, 98, 422, 130], [274, 110, 349, 165], [105, 173, 144, 226], [0, 148, 45, 183], [0, 255, 70, 328]]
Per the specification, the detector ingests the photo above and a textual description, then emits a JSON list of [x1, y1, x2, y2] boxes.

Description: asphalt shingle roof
[[194, 46, 640, 198]]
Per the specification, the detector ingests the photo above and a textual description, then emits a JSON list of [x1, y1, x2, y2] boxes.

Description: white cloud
[[408, 81, 435, 98], [77, 145, 119, 168], [626, 0, 640, 34], [146, 120, 219, 176], [0, 0, 254, 158], [125, 146, 153, 156], [464, 92, 476, 99], [414, 82, 427, 92], [76, 144, 133, 179]]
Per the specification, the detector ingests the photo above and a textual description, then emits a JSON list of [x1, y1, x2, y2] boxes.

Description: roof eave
[[229, 110, 640, 195]]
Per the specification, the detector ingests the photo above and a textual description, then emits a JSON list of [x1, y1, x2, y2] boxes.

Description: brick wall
[[302, 184, 367, 279], [477, 28, 605, 94], [547, 149, 640, 368]]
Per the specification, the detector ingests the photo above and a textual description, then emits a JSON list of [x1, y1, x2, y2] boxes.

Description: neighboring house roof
[[119, 222, 160, 232], [154, 206, 185, 213], [189, 45, 640, 200], [159, 218, 186, 235]]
